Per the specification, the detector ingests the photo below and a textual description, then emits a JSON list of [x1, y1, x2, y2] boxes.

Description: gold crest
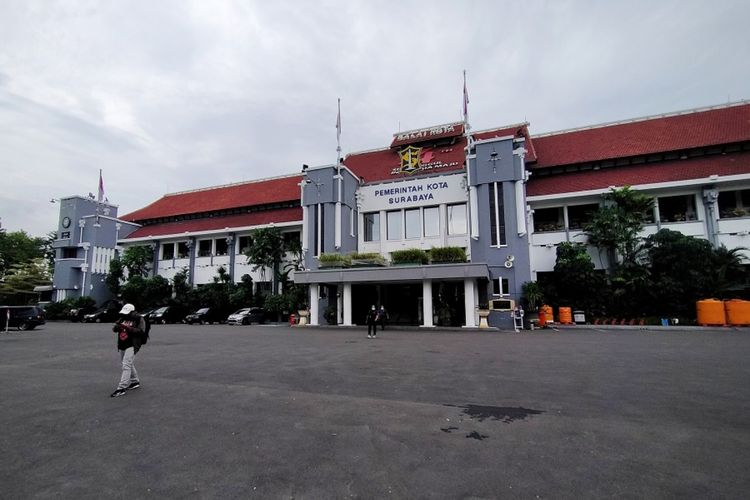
[[399, 146, 422, 174]]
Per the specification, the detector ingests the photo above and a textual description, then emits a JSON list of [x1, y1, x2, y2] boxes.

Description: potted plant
[[390, 248, 429, 266], [350, 252, 387, 267], [318, 253, 352, 269], [429, 246, 467, 264], [521, 281, 544, 329]]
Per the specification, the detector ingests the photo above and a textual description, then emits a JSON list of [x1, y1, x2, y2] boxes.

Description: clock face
[[62, 217, 71, 228]]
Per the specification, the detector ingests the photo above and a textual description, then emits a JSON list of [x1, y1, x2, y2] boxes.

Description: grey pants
[[116, 347, 140, 390]]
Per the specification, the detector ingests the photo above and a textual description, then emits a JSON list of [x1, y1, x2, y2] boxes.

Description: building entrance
[[352, 283, 423, 326], [432, 281, 466, 327]]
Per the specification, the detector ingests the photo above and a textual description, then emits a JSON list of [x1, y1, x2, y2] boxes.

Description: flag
[[463, 70, 469, 123], [335, 98, 341, 147], [97, 169, 104, 203]]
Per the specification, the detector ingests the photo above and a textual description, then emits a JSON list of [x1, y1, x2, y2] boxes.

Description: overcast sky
[[1, 0, 748, 237]]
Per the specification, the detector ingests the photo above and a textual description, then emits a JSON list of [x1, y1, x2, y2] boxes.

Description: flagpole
[[335, 98, 342, 250]]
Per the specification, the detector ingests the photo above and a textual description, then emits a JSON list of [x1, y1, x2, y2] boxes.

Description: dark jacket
[[366, 309, 378, 325], [113, 315, 146, 353]]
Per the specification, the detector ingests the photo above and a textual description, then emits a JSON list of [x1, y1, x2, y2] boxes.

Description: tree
[[245, 228, 298, 294], [106, 257, 125, 297], [120, 275, 171, 310], [643, 229, 747, 318], [121, 246, 153, 278], [0, 258, 52, 305], [585, 186, 654, 270], [551, 242, 607, 314], [0, 230, 46, 279]]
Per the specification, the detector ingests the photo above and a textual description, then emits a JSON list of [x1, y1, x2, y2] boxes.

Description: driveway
[[1, 322, 748, 499]]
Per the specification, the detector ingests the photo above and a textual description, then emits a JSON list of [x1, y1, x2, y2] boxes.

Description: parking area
[[1, 322, 749, 499]]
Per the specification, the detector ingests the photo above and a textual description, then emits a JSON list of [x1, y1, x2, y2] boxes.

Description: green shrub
[[429, 246, 466, 263], [350, 252, 387, 266], [390, 248, 429, 265], [351, 252, 381, 260], [318, 253, 351, 266]]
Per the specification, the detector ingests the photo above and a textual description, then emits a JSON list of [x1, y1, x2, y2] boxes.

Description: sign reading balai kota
[[359, 173, 466, 212]]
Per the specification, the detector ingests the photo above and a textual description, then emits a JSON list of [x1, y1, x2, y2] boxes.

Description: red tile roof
[[531, 102, 750, 168], [527, 151, 750, 197], [344, 139, 468, 183], [121, 175, 302, 222], [123, 207, 302, 240], [344, 123, 537, 184]]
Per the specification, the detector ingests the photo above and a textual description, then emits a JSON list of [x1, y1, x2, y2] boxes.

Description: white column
[[463, 278, 477, 327], [515, 180, 527, 236], [310, 284, 319, 325], [421, 280, 434, 327], [343, 282, 353, 326], [469, 186, 479, 239], [513, 147, 528, 236]]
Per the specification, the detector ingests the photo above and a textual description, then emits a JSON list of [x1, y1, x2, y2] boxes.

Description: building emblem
[[399, 146, 423, 175]]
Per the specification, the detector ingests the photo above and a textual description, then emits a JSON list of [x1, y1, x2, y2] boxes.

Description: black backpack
[[141, 314, 150, 344]]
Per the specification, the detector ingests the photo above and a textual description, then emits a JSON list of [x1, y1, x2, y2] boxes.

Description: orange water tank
[[541, 305, 554, 324], [558, 307, 573, 324], [724, 299, 750, 326], [696, 299, 726, 326]]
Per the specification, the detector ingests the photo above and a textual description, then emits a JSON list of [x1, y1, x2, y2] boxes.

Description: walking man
[[110, 303, 146, 397], [366, 305, 378, 339]]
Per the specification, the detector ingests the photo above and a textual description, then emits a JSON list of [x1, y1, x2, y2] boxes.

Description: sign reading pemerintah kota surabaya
[[358, 173, 466, 211]]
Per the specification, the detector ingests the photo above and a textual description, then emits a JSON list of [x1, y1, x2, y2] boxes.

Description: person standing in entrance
[[110, 303, 146, 397], [377, 305, 389, 331], [366, 305, 378, 339]]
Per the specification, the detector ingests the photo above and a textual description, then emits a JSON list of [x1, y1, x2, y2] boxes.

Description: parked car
[[226, 307, 266, 325], [184, 307, 225, 324], [0, 305, 46, 331], [83, 304, 121, 323], [69, 305, 96, 322], [147, 306, 185, 324]]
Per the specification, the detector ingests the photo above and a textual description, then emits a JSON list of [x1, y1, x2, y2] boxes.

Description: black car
[[147, 306, 185, 324], [69, 305, 96, 322], [83, 304, 121, 323], [184, 307, 225, 325], [0, 305, 46, 331]]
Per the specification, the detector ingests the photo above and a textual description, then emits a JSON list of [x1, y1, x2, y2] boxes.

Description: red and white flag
[[97, 169, 105, 203], [463, 70, 469, 123], [335, 98, 342, 146]]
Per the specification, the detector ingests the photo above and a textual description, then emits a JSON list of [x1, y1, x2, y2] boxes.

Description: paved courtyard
[[1, 322, 749, 499]]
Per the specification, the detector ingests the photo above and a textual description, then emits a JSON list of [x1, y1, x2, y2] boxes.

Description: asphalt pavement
[[1, 322, 749, 499]]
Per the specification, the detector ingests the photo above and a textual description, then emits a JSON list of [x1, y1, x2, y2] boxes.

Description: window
[[198, 240, 212, 257], [405, 208, 421, 239], [658, 195, 697, 223], [447, 203, 467, 235], [256, 281, 272, 297], [61, 247, 78, 259], [387, 210, 402, 240], [215, 238, 228, 256], [283, 232, 300, 248], [238, 236, 253, 254], [162, 243, 174, 260], [423, 207, 439, 237], [364, 212, 380, 242], [718, 189, 750, 218], [492, 278, 510, 296], [177, 242, 190, 259], [533, 207, 564, 232], [567, 204, 598, 230], [314, 204, 325, 255], [489, 183, 506, 245]]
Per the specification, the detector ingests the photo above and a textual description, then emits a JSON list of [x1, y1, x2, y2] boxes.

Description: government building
[[51, 101, 750, 328]]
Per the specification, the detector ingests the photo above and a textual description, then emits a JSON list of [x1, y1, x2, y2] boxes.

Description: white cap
[[119, 304, 135, 315]]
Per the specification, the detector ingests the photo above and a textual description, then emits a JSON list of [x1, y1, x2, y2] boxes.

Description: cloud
[[0, 0, 748, 236]]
